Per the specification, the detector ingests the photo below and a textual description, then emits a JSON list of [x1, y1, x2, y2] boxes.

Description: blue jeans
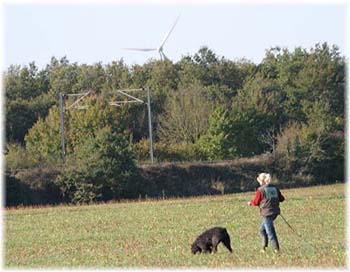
[[260, 214, 280, 250]]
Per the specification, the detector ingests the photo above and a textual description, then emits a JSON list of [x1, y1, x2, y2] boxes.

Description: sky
[[1, 0, 348, 69]]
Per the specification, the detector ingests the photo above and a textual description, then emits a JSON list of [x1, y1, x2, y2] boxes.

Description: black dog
[[191, 227, 232, 254]]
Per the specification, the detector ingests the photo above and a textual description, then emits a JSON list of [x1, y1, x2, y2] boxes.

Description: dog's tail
[[222, 229, 233, 253]]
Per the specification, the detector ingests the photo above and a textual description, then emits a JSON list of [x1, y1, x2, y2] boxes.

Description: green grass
[[4, 183, 347, 268]]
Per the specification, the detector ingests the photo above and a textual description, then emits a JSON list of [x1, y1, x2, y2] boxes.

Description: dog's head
[[191, 243, 201, 254]]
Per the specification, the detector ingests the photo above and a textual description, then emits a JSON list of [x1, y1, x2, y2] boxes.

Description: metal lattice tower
[[59, 88, 154, 164]]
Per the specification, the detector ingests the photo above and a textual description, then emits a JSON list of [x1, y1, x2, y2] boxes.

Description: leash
[[279, 213, 302, 238], [279, 213, 324, 253]]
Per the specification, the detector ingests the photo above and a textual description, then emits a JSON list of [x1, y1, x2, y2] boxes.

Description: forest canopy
[[4, 43, 345, 204]]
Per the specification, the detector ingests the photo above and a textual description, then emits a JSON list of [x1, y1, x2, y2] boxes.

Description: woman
[[248, 173, 285, 253]]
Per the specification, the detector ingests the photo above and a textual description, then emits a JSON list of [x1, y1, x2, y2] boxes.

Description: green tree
[[5, 62, 53, 143], [56, 127, 138, 203], [25, 96, 131, 160], [4, 62, 49, 100], [197, 107, 234, 160], [260, 43, 345, 124], [275, 101, 344, 183], [178, 47, 219, 87], [46, 56, 79, 95], [64, 97, 121, 153], [296, 43, 345, 120], [6, 93, 55, 143], [25, 106, 62, 162], [200, 106, 271, 159], [73, 63, 106, 93], [158, 83, 214, 143], [6, 99, 37, 143], [103, 59, 132, 91]]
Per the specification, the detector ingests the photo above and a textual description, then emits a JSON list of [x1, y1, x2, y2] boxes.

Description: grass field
[[4, 183, 347, 269]]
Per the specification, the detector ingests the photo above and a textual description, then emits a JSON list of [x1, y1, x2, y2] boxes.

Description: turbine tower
[[124, 15, 180, 61]]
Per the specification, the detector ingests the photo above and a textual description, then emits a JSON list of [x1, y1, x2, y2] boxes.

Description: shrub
[[274, 121, 344, 184], [274, 122, 304, 176], [133, 139, 204, 162], [56, 127, 138, 203], [5, 143, 37, 170], [25, 106, 62, 160]]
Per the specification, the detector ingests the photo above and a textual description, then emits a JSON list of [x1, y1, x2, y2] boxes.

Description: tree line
[[5, 43, 345, 204]]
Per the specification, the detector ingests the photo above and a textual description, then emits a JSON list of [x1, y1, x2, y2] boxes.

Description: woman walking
[[248, 173, 285, 253]]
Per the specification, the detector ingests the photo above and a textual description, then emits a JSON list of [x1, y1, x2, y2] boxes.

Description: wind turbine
[[124, 15, 180, 61]]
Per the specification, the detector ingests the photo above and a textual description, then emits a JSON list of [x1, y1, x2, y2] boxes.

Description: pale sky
[[2, 0, 348, 69]]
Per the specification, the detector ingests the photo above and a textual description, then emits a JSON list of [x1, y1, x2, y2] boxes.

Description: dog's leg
[[204, 248, 212, 254], [203, 243, 212, 254], [212, 237, 220, 253], [198, 241, 209, 253], [207, 243, 213, 254]]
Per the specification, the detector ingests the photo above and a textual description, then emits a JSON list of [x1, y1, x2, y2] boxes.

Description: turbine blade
[[123, 48, 157, 52], [162, 53, 169, 61], [159, 15, 180, 49]]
